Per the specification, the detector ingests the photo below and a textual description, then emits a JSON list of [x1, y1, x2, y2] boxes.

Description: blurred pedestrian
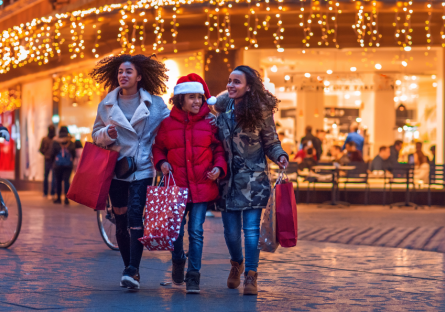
[[414, 142, 430, 183], [389, 140, 403, 166], [214, 65, 288, 296], [301, 126, 322, 160], [39, 125, 56, 198], [298, 147, 317, 170], [430, 145, 436, 164], [369, 146, 392, 172], [330, 145, 350, 166], [51, 126, 76, 205], [345, 141, 364, 162], [294, 140, 317, 163], [342, 122, 364, 152], [73, 140, 84, 173]]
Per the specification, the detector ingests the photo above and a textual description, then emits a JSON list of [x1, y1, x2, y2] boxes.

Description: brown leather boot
[[243, 271, 258, 295], [227, 260, 244, 289]]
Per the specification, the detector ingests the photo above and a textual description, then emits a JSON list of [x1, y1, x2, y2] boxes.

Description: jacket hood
[[54, 135, 72, 145], [170, 102, 211, 122], [214, 91, 231, 114]]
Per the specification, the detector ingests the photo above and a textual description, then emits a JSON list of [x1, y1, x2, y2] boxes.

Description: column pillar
[[436, 48, 445, 164], [296, 84, 324, 143], [360, 74, 395, 159]]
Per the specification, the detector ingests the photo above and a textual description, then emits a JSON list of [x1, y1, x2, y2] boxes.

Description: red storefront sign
[[0, 110, 15, 175]]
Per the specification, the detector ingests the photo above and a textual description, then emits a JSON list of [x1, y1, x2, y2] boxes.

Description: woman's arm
[[260, 113, 289, 164], [210, 125, 227, 179], [152, 122, 169, 171], [92, 107, 116, 147]]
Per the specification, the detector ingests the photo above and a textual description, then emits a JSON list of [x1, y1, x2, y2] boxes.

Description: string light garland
[[441, 2, 445, 47], [0, 86, 21, 114], [394, 1, 413, 49], [0, 0, 443, 76], [54, 72, 105, 105], [426, 0, 432, 51]]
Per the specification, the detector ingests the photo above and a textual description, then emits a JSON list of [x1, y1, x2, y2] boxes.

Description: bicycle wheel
[[0, 178, 22, 248], [97, 196, 119, 251]]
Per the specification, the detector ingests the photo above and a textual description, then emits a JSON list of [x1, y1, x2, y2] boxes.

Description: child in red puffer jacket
[[152, 73, 227, 294]]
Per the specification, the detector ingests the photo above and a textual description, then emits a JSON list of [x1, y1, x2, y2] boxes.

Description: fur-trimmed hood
[[214, 91, 230, 114]]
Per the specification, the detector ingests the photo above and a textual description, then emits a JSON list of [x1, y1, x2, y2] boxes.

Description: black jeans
[[54, 166, 72, 199], [109, 178, 153, 269], [43, 159, 56, 196], [109, 178, 153, 228]]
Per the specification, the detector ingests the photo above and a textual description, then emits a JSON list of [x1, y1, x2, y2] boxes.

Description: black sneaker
[[172, 258, 186, 285], [121, 265, 140, 290], [64, 198, 70, 205], [185, 271, 200, 294], [53, 199, 62, 204]]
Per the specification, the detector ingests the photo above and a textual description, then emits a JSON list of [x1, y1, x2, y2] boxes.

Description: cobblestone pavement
[[0, 192, 444, 311], [298, 205, 445, 252]]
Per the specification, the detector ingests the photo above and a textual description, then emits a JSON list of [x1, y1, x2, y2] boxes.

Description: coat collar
[[104, 87, 153, 134], [170, 102, 211, 123]]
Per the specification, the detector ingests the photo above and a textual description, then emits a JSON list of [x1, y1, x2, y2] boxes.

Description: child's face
[[182, 93, 203, 114]]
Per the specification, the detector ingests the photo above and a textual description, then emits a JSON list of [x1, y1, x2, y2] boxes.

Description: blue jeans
[[222, 209, 263, 273], [172, 202, 207, 272]]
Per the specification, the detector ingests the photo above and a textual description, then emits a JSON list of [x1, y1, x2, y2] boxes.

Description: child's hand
[[207, 167, 221, 180], [161, 162, 172, 175]]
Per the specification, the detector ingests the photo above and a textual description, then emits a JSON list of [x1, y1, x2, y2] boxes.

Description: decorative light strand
[[441, 2, 445, 47], [426, 0, 432, 51]]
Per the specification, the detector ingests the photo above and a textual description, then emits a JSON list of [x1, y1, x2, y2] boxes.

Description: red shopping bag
[[276, 179, 298, 248], [67, 142, 118, 210], [139, 174, 188, 251]]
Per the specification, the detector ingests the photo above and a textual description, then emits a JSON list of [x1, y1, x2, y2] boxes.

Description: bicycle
[[97, 196, 119, 251], [0, 179, 22, 248]]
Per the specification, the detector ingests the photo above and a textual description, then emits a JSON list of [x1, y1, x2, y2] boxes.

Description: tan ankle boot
[[243, 271, 258, 295], [227, 260, 244, 289]]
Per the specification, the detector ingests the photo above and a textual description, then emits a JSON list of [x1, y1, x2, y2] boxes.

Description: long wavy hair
[[89, 54, 168, 95], [233, 65, 279, 132]]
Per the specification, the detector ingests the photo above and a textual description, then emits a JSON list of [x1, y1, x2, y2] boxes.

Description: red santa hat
[[173, 73, 217, 105]]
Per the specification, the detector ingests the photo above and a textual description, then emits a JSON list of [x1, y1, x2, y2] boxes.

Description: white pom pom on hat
[[173, 73, 217, 105], [207, 96, 217, 105]]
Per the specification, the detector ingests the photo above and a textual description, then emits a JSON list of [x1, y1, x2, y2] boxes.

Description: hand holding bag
[[276, 171, 298, 248], [258, 171, 284, 253], [139, 173, 189, 251], [67, 142, 119, 210]]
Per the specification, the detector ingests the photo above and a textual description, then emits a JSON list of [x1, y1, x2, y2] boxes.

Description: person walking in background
[[345, 141, 364, 162], [414, 142, 430, 183], [294, 140, 317, 163], [342, 122, 364, 152], [152, 73, 227, 294], [389, 140, 403, 166], [330, 145, 350, 166], [39, 125, 56, 198], [369, 146, 392, 172], [301, 126, 322, 160], [214, 65, 288, 296], [298, 147, 317, 170], [73, 140, 84, 173], [430, 145, 436, 164], [51, 126, 76, 205]]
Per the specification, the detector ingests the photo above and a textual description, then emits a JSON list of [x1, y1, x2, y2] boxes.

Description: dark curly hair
[[233, 65, 279, 132], [89, 54, 168, 95], [169, 93, 204, 110]]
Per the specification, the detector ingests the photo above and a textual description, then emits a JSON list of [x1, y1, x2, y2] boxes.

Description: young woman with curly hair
[[213, 65, 289, 295], [91, 54, 171, 290]]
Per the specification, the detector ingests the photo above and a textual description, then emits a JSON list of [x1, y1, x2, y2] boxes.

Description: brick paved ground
[[0, 192, 444, 311], [298, 205, 445, 252]]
